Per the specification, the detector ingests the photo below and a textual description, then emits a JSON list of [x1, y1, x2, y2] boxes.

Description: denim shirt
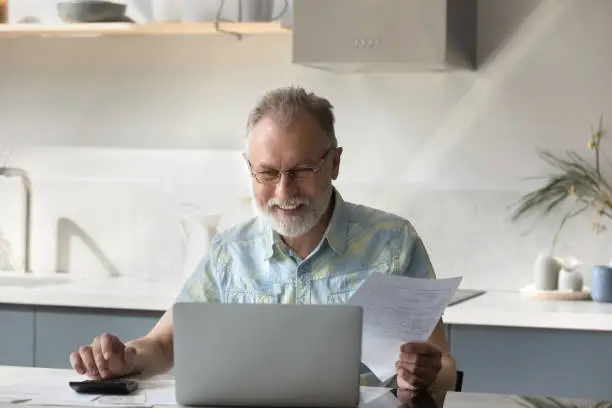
[[176, 189, 437, 385]]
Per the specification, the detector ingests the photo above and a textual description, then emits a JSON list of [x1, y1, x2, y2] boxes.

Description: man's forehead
[[247, 115, 327, 164], [247, 142, 322, 168]]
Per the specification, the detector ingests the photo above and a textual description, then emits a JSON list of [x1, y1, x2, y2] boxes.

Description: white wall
[[1, 0, 612, 291]]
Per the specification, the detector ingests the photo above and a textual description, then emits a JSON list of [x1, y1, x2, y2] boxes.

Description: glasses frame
[[246, 148, 334, 185]]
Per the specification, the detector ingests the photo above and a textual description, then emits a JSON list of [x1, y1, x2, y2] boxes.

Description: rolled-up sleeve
[[175, 237, 223, 303], [398, 222, 437, 279]]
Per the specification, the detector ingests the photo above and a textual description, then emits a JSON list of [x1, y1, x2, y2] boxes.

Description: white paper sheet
[[0, 376, 174, 407], [359, 387, 399, 408], [140, 379, 177, 406], [348, 273, 462, 382], [0, 397, 31, 403], [95, 391, 147, 407], [0, 377, 100, 406], [359, 386, 393, 404]]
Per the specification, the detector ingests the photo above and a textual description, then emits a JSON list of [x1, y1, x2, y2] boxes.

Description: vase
[[558, 269, 584, 292], [239, 0, 288, 22], [180, 209, 221, 281], [557, 257, 584, 292], [533, 254, 560, 290], [151, 0, 182, 22], [591, 265, 612, 302]]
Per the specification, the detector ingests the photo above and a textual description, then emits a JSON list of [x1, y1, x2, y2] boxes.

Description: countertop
[[1, 274, 612, 331], [442, 290, 612, 331], [0, 274, 177, 312], [0, 366, 609, 408]]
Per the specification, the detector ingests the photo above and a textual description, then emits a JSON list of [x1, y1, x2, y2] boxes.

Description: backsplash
[[0, 147, 254, 282], [1, 1, 612, 290], [1, 145, 611, 291]]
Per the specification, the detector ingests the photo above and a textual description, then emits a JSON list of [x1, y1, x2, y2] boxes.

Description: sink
[[0, 274, 72, 288]]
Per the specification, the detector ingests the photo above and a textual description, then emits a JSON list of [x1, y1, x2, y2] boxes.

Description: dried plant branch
[[510, 118, 609, 250], [550, 203, 589, 255], [1, 148, 11, 168]]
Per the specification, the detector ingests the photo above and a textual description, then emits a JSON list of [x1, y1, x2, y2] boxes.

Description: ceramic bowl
[[57, 1, 127, 23]]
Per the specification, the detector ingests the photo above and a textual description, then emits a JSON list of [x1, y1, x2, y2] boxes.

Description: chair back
[[455, 370, 464, 392]]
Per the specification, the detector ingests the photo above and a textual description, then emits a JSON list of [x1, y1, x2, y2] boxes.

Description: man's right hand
[[70, 333, 136, 379]]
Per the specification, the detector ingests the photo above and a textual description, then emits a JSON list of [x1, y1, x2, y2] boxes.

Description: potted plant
[[510, 117, 612, 300]]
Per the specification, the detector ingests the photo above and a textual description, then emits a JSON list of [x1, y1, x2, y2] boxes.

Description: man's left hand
[[395, 342, 443, 390]]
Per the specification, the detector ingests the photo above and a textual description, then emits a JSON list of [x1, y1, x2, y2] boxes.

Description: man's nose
[[275, 174, 298, 200]]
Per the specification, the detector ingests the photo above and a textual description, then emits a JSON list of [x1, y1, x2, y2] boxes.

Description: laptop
[[172, 302, 363, 407]]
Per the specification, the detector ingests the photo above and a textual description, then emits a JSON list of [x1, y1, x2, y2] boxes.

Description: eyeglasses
[[247, 148, 333, 185]]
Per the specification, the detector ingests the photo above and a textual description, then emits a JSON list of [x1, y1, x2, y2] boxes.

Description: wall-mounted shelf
[[0, 21, 291, 37]]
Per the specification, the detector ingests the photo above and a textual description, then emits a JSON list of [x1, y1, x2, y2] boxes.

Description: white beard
[[254, 185, 333, 238]]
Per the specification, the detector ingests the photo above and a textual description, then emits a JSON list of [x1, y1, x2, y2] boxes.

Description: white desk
[[0, 366, 608, 408]]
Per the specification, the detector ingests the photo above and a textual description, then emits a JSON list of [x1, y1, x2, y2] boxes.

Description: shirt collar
[[323, 188, 349, 255], [261, 188, 349, 260]]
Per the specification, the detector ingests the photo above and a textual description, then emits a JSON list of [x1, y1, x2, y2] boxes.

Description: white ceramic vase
[[151, 0, 182, 22], [557, 257, 584, 292], [533, 254, 561, 290], [239, 0, 288, 22]]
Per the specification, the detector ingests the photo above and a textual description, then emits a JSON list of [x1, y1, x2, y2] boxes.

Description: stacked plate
[[57, 0, 134, 23]]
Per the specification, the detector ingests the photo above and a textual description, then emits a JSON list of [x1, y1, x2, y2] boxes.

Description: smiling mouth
[[273, 204, 305, 215]]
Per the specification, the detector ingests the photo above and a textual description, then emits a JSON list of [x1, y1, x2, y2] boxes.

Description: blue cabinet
[[0, 304, 163, 369], [0, 306, 35, 367], [1, 304, 608, 402], [34, 307, 163, 369], [449, 324, 612, 400]]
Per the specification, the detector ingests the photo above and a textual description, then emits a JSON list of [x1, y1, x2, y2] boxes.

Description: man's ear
[[331, 147, 343, 180]]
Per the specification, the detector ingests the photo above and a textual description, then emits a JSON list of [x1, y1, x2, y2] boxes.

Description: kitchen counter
[[0, 275, 178, 311], [1, 275, 612, 331], [443, 290, 612, 331]]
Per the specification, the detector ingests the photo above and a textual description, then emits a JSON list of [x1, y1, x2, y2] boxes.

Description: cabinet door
[[35, 307, 163, 369], [0, 306, 35, 367], [450, 324, 612, 400]]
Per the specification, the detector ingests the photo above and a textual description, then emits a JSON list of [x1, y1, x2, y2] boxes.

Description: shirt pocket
[[326, 267, 380, 304], [225, 281, 282, 304]]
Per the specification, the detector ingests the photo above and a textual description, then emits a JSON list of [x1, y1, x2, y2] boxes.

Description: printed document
[[0, 376, 177, 407], [0, 377, 99, 406], [347, 272, 462, 382]]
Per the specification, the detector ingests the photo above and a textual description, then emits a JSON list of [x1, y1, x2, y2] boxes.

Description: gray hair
[[246, 86, 338, 148]]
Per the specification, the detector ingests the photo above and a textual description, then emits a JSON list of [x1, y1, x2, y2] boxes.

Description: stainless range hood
[[291, 0, 478, 73]]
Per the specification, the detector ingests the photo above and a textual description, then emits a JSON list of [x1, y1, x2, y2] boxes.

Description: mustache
[[267, 197, 310, 210]]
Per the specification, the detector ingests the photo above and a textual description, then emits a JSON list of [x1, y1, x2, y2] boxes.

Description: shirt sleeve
[[175, 237, 223, 303], [398, 222, 437, 279]]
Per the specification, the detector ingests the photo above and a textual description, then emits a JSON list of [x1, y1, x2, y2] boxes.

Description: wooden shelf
[[0, 21, 291, 37]]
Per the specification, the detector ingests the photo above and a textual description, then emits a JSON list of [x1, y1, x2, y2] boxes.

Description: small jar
[[591, 265, 612, 302], [0, 0, 8, 24], [558, 268, 584, 292]]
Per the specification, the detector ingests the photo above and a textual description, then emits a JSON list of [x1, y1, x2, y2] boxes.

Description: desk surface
[[1, 366, 611, 408]]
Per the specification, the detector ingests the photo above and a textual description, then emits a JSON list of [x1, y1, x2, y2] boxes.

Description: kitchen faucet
[[0, 166, 32, 273]]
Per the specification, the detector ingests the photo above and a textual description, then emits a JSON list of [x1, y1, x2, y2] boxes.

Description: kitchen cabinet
[[34, 307, 163, 369], [0, 306, 35, 367], [449, 324, 612, 400], [0, 304, 162, 369], [1, 302, 607, 402]]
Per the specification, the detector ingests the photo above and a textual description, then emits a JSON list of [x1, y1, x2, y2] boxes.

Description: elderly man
[[69, 86, 457, 393]]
